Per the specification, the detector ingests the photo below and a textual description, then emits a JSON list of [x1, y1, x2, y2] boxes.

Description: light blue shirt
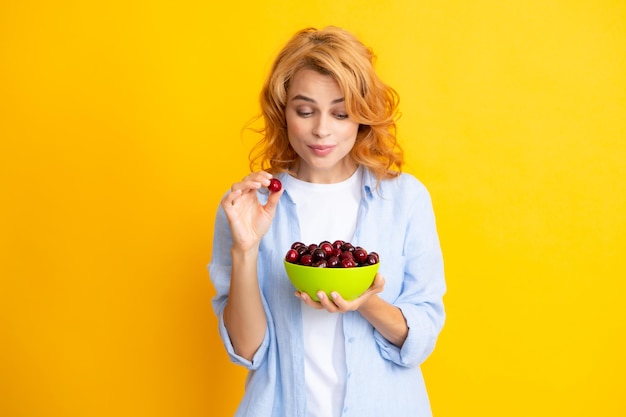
[[209, 168, 446, 417]]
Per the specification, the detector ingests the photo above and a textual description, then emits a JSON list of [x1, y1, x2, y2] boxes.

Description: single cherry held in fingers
[[268, 178, 282, 192]]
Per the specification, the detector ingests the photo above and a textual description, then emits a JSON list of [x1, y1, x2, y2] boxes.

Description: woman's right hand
[[221, 171, 284, 252]]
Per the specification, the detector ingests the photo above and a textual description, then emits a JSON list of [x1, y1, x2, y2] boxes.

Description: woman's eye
[[296, 111, 313, 117], [335, 113, 349, 120]]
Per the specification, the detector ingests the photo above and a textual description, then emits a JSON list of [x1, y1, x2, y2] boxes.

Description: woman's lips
[[308, 145, 335, 157]]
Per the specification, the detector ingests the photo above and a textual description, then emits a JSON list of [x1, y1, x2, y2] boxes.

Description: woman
[[209, 26, 446, 417]]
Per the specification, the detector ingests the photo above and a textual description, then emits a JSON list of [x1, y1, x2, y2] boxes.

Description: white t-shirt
[[284, 167, 362, 417]]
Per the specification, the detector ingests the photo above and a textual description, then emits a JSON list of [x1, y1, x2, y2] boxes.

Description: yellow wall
[[2, 1, 625, 416]]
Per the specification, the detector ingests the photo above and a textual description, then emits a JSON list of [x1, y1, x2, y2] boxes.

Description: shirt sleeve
[[208, 201, 271, 370], [374, 182, 446, 368]]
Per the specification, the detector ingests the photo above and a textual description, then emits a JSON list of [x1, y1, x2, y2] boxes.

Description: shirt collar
[[360, 167, 378, 200], [277, 166, 381, 201]]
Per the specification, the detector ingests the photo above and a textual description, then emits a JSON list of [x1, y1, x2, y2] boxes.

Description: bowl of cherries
[[283, 240, 380, 301]]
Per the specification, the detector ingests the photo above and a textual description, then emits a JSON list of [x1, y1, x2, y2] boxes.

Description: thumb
[[264, 187, 284, 215]]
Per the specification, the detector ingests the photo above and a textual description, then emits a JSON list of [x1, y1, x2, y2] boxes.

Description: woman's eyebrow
[[291, 94, 345, 104]]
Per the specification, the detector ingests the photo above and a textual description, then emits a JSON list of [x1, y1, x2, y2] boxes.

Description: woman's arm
[[223, 246, 267, 360], [219, 172, 283, 361], [296, 273, 408, 347], [356, 286, 408, 347], [295, 176, 445, 354]]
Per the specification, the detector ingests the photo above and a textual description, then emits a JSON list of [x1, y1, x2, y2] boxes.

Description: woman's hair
[[248, 26, 404, 182]]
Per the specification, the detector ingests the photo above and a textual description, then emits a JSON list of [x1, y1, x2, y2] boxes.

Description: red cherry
[[300, 254, 313, 266], [340, 242, 355, 253], [332, 240, 344, 250], [285, 249, 299, 263], [313, 260, 328, 268], [319, 242, 334, 257], [312, 248, 326, 262], [364, 254, 378, 265], [339, 251, 354, 261], [341, 258, 356, 268], [268, 178, 282, 192], [327, 256, 340, 268], [353, 248, 368, 264]]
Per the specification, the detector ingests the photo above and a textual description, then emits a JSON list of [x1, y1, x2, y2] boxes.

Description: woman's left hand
[[295, 273, 385, 313]]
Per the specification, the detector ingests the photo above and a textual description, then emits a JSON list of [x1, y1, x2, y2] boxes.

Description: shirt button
[[348, 337, 355, 343]]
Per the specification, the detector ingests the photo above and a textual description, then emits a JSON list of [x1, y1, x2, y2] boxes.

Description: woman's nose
[[312, 115, 331, 138]]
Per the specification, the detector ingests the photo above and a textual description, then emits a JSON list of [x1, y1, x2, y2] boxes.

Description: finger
[[249, 171, 273, 187], [329, 291, 350, 311], [224, 189, 259, 210], [256, 171, 273, 181], [231, 179, 264, 194], [316, 291, 339, 313], [230, 171, 273, 193], [296, 291, 323, 310], [221, 189, 243, 208], [264, 187, 284, 213], [372, 274, 385, 291]]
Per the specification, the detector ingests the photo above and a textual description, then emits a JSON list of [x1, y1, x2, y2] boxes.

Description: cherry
[[313, 260, 328, 268], [339, 251, 354, 261], [340, 242, 355, 253], [341, 257, 356, 268], [320, 242, 334, 257], [285, 249, 299, 263], [353, 248, 368, 264], [312, 248, 326, 263], [300, 254, 313, 266], [268, 178, 282, 192], [364, 254, 378, 265], [332, 240, 344, 250], [327, 256, 340, 268]]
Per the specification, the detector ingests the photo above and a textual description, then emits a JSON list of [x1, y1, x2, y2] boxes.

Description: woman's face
[[285, 69, 359, 183]]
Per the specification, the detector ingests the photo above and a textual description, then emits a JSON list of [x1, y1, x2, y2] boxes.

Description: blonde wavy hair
[[248, 26, 404, 182]]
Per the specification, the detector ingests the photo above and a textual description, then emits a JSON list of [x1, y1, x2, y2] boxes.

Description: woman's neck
[[291, 160, 359, 184]]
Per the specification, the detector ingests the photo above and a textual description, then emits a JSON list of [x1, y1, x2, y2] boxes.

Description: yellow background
[[2, 1, 625, 416]]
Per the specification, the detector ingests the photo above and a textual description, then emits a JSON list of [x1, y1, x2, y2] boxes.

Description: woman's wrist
[[356, 292, 382, 315], [231, 244, 260, 261], [358, 295, 408, 347]]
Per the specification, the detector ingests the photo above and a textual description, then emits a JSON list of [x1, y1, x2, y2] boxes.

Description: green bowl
[[284, 260, 379, 301]]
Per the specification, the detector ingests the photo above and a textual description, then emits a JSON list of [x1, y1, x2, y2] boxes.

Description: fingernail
[[330, 292, 338, 299], [317, 291, 325, 300]]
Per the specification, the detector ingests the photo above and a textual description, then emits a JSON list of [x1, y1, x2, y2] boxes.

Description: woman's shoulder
[[376, 170, 431, 199]]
